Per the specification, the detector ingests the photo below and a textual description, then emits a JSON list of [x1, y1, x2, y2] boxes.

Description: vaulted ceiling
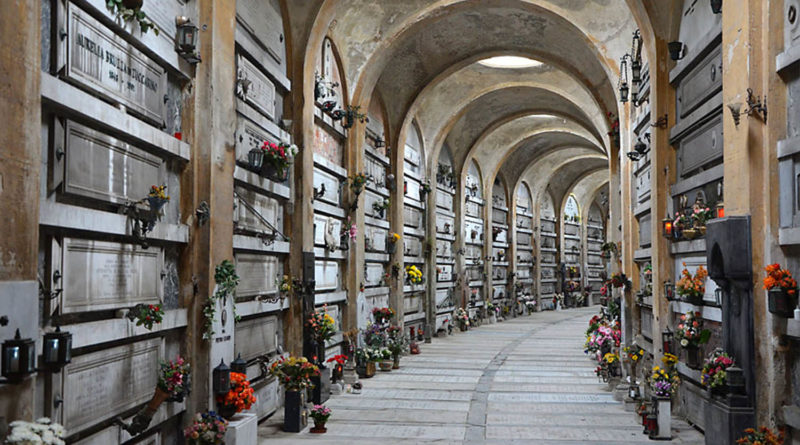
[[285, 0, 668, 214]]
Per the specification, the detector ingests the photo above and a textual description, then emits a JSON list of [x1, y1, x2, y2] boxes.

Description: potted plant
[[259, 140, 297, 182], [355, 348, 376, 378], [675, 311, 710, 369], [183, 411, 228, 445], [454, 307, 470, 331], [307, 305, 336, 403], [648, 364, 680, 439], [701, 349, 735, 395], [269, 356, 320, 432], [387, 326, 407, 369], [676, 263, 707, 305], [377, 347, 393, 371], [5, 418, 66, 445], [309, 405, 332, 434], [106, 0, 159, 35], [674, 212, 694, 240], [763, 263, 798, 318], [216, 372, 256, 420], [736, 427, 784, 445], [388, 232, 400, 254], [692, 206, 714, 235]]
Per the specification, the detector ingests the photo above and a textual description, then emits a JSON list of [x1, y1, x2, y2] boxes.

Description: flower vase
[[146, 387, 170, 415], [682, 228, 698, 240], [387, 242, 396, 254], [218, 403, 238, 420], [768, 288, 797, 318], [379, 360, 393, 372], [650, 396, 671, 440], [685, 346, 702, 369], [310, 420, 327, 434], [146, 196, 167, 213], [261, 163, 288, 183], [311, 364, 330, 405], [283, 390, 306, 433], [392, 354, 400, 369], [363, 361, 376, 378]]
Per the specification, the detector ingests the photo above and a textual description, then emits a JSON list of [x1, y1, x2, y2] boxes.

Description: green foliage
[[106, 0, 159, 35]]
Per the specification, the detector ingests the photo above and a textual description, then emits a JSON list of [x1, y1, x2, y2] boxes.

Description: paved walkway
[[258, 307, 704, 444]]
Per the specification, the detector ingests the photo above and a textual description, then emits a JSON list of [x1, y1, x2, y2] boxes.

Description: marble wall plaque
[[404, 205, 422, 229], [437, 264, 453, 282], [465, 201, 481, 218], [61, 238, 162, 313], [405, 176, 422, 202], [564, 252, 580, 264], [491, 286, 504, 299], [517, 215, 531, 229], [235, 253, 280, 298], [236, 0, 284, 64], [541, 252, 556, 264], [517, 269, 531, 279], [588, 254, 602, 265], [313, 168, 342, 206], [364, 263, 384, 287], [518, 233, 532, 245], [636, 165, 652, 204], [364, 225, 387, 252], [235, 316, 278, 361], [564, 223, 579, 236], [66, 4, 166, 123], [365, 156, 386, 187], [467, 267, 482, 281], [436, 240, 452, 258], [235, 116, 281, 163], [365, 191, 387, 219], [235, 186, 283, 234], [639, 213, 652, 247], [493, 267, 507, 281], [541, 283, 556, 294], [252, 379, 280, 420], [436, 213, 454, 234], [518, 251, 533, 263], [494, 228, 508, 244], [565, 238, 581, 251], [404, 294, 423, 314], [237, 55, 276, 119], [404, 237, 423, 257], [466, 245, 482, 259], [63, 338, 161, 432], [677, 115, 723, 178], [465, 221, 484, 242], [540, 220, 556, 233], [64, 121, 162, 204], [676, 46, 722, 119], [314, 215, 342, 247], [541, 236, 556, 249], [436, 191, 454, 211], [436, 288, 453, 308], [404, 143, 421, 166], [315, 260, 340, 291], [587, 268, 602, 279], [492, 208, 507, 224], [541, 268, 556, 279]]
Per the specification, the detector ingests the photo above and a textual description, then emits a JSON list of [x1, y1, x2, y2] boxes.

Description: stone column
[[424, 175, 438, 341], [183, 0, 236, 413], [344, 118, 366, 334], [388, 123, 407, 329], [454, 168, 468, 311], [483, 181, 494, 314], [0, 0, 41, 425]]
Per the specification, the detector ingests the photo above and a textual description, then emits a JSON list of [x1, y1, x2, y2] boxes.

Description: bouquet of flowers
[[763, 264, 797, 295], [349, 173, 369, 195], [372, 307, 395, 324], [649, 365, 680, 397], [454, 307, 469, 325], [701, 350, 735, 389], [183, 411, 228, 445], [216, 372, 256, 415], [609, 273, 632, 290], [309, 404, 332, 423], [158, 355, 191, 400], [307, 305, 336, 343], [673, 212, 692, 230], [261, 140, 298, 177], [269, 356, 320, 391], [147, 184, 170, 211], [676, 263, 707, 300], [5, 418, 65, 445], [128, 303, 164, 330], [675, 311, 710, 348], [623, 344, 645, 363], [389, 233, 401, 244], [584, 323, 621, 354], [326, 354, 347, 367], [736, 427, 784, 445], [406, 265, 423, 284], [363, 322, 387, 347], [692, 206, 714, 226]]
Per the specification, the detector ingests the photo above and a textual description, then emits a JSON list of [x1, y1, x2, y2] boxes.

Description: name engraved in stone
[[61, 238, 162, 313], [313, 168, 341, 206], [237, 55, 276, 119], [436, 192, 453, 211], [235, 117, 280, 163], [67, 4, 166, 123], [364, 263, 384, 287], [235, 253, 280, 298], [63, 338, 161, 433], [64, 121, 162, 204]]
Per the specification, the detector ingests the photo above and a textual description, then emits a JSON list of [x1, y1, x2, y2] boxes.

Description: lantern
[[631, 59, 642, 84], [247, 147, 264, 171], [42, 326, 72, 371], [663, 280, 675, 301], [631, 81, 640, 105], [661, 327, 674, 355], [716, 200, 725, 219], [213, 358, 231, 396], [646, 414, 659, 437], [710, 0, 722, 14], [629, 384, 640, 400], [661, 217, 673, 239], [231, 353, 248, 375], [726, 365, 745, 394], [2, 329, 36, 383], [175, 17, 200, 63], [668, 41, 685, 61], [619, 81, 629, 103], [714, 287, 723, 306]]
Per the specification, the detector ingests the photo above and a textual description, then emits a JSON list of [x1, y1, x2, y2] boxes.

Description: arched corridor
[[0, 0, 792, 444]]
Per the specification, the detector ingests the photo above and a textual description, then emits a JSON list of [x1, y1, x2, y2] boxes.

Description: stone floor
[[258, 307, 705, 444]]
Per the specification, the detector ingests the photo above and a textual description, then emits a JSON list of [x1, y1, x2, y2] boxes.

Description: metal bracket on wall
[[195, 201, 210, 226]]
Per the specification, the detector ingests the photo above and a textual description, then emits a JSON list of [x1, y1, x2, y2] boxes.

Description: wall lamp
[[728, 88, 768, 126], [668, 41, 686, 61], [651, 114, 669, 129], [175, 16, 201, 64], [1, 326, 72, 384]]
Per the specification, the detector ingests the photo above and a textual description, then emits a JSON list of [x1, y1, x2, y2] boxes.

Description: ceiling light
[[478, 56, 543, 69]]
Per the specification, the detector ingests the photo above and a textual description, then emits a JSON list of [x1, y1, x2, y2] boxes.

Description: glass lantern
[[2, 329, 36, 382], [42, 326, 72, 371]]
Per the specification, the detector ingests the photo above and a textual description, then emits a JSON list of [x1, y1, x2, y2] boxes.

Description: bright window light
[[478, 56, 543, 69]]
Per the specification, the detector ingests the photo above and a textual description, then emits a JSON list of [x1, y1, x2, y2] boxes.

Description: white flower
[[680, 339, 689, 347]]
